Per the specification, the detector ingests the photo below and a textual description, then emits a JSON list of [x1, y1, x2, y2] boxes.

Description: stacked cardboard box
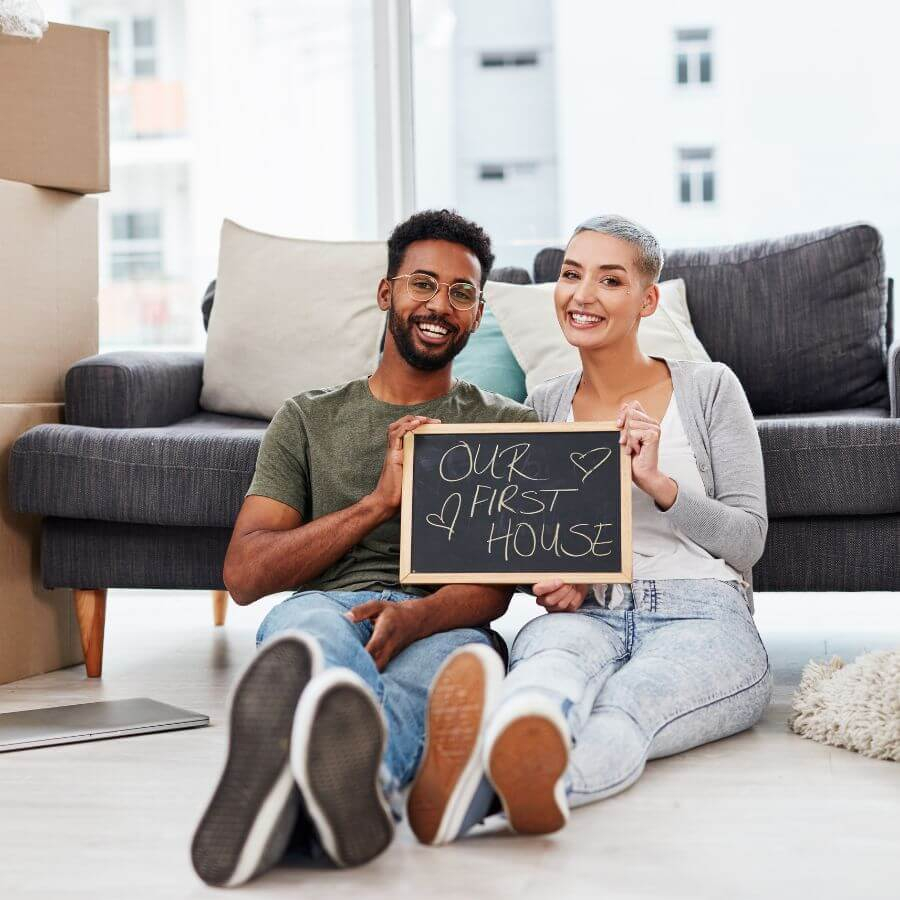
[[0, 23, 108, 683]]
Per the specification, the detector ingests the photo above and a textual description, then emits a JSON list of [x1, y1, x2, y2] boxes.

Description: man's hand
[[368, 415, 441, 519], [533, 579, 589, 613], [346, 598, 426, 671]]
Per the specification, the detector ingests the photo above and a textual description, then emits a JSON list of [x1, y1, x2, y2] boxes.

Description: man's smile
[[411, 316, 456, 345]]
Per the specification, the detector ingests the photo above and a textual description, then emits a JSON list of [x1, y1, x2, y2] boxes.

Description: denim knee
[[256, 597, 355, 649]]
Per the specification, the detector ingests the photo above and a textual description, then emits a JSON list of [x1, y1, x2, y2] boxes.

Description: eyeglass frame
[[388, 272, 484, 311]]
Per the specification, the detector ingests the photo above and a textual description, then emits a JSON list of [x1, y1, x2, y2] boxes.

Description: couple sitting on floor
[[191, 209, 773, 887]]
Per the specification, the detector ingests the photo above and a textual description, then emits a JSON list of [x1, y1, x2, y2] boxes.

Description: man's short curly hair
[[387, 209, 494, 288]]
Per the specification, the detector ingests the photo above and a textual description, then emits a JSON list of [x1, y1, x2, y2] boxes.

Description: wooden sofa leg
[[74, 589, 107, 678], [212, 590, 228, 627]]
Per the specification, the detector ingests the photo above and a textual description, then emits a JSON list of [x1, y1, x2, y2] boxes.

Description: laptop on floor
[[0, 698, 209, 752]]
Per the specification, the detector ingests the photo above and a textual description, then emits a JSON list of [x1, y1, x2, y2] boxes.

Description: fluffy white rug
[[0, 0, 47, 38], [790, 650, 900, 761]]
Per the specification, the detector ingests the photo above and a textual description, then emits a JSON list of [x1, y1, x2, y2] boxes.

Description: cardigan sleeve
[[659, 365, 768, 572]]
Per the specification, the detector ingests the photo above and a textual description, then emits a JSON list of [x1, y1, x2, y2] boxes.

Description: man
[[191, 210, 536, 887]]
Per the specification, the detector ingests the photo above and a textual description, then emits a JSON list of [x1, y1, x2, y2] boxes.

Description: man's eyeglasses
[[390, 272, 482, 311]]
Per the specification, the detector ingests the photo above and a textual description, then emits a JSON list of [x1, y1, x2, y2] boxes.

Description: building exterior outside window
[[110, 211, 163, 281]]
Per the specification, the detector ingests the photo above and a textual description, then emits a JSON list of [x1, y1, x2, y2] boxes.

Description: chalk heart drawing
[[425, 492, 462, 540], [570, 447, 612, 482]]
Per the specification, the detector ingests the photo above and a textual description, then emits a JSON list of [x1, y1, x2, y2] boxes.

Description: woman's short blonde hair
[[572, 215, 664, 284]]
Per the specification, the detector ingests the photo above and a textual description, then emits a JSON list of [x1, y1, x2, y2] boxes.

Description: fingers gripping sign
[[370, 415, 441, 516], [533, 578, 590, 613], [617, 400, 662, 486]]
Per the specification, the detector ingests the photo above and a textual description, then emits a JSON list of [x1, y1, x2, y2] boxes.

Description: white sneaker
[[191, 631, 323, 887], [290, 668, 394, 867], [483, 691, 570, 835], [407, 644, 506, 845]]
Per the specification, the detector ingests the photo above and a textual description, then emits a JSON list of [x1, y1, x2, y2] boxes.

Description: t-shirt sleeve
[[246, 399, 310, 517], [505, 401, 539, 423]]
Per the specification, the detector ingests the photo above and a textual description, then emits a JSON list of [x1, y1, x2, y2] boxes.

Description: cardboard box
[[0, 403, 82, 685], [0, 22, 109, 194], [0, 179, 99, 403]]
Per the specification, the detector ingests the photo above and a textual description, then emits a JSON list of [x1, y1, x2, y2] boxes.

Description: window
[[64, 0, 378, 351], [413, 1, 558, 269], [110, 211, 163, 281], [479, 164, 505, 180], [675, 28, 713, 85], [677, 147, 716, 205], [132, 17, 157, 78], [480, 50, 539, 68]]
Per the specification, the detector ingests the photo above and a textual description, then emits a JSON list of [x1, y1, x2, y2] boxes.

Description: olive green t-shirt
[[247, 377, 538, 595]]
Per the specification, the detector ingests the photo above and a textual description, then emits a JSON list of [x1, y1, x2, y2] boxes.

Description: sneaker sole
[[487, 715, 568, 835], [191, 633, 320, 886], [407, 646, 501, 845], [292, 672, 394, 867]]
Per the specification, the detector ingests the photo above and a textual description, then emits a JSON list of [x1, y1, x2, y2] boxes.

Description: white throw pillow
[[201, 219, 387, 420], [485, 278, 710, 393]]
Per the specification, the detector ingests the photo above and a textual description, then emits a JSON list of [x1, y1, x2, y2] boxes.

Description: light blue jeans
[[256, 589, 492, 793], [496, 579, 773, 806]]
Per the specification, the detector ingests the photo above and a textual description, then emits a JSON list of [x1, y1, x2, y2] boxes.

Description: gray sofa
[[9, 223, 900, 677]]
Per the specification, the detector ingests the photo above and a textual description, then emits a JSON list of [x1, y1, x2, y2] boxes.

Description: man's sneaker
[[291, 668, 394, 867], [484, 691, 570, 835], [191, 631, 323, 887], [407, 644, 505, 845]]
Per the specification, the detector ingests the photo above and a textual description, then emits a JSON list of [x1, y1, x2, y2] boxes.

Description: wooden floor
[[0, 589, 898, 899]]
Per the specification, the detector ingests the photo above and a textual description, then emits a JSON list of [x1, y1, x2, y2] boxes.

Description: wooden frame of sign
[[399, 422, 632, 584]]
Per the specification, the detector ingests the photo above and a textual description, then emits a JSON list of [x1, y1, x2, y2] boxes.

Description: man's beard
[[388, 304, 472, 372]]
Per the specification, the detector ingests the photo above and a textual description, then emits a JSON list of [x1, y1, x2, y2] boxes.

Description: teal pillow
[[452, 306, 527, 403]]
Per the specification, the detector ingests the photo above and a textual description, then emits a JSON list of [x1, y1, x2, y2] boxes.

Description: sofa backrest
[[533, 223, 889, 415]]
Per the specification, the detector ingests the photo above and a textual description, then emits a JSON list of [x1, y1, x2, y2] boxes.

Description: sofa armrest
[[65, 351, 204, 427], [890, 340, 900, 418]]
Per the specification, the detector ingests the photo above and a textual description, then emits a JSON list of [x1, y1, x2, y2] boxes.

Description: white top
[[567, 398, 742, 609]]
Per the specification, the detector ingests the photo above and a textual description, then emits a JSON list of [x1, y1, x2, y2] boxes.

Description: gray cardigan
[[526, 359, 768, 612]]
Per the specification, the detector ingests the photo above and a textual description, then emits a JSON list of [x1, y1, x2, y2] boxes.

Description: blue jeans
[[256, 589, 491, 792], [495, 579, 773, 806]]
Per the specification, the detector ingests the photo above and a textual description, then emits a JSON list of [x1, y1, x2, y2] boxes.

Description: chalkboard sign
[[400, 424, 631, 584]]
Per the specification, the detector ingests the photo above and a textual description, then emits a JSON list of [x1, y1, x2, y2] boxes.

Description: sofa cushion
[[758, 412, 900, 517], [486, 278, 711, 394], [661, 224, 889, 414], [12, 410, 898, 529], [9, 413, 266, 528], [200, 219, 387, 420], [448, 264, 531, 402], [534, 224, 889, 415], [451, 306, 527, 403]]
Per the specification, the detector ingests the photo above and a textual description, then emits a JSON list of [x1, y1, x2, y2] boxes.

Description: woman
[[407, 214, 773, 845]]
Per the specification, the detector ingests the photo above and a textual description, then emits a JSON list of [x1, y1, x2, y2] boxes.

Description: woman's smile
[[566, 309, 608, 329]]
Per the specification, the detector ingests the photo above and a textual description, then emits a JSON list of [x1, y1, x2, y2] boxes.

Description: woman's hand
[[618, 400, 678, 510], [533, 579, 589, 613]]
